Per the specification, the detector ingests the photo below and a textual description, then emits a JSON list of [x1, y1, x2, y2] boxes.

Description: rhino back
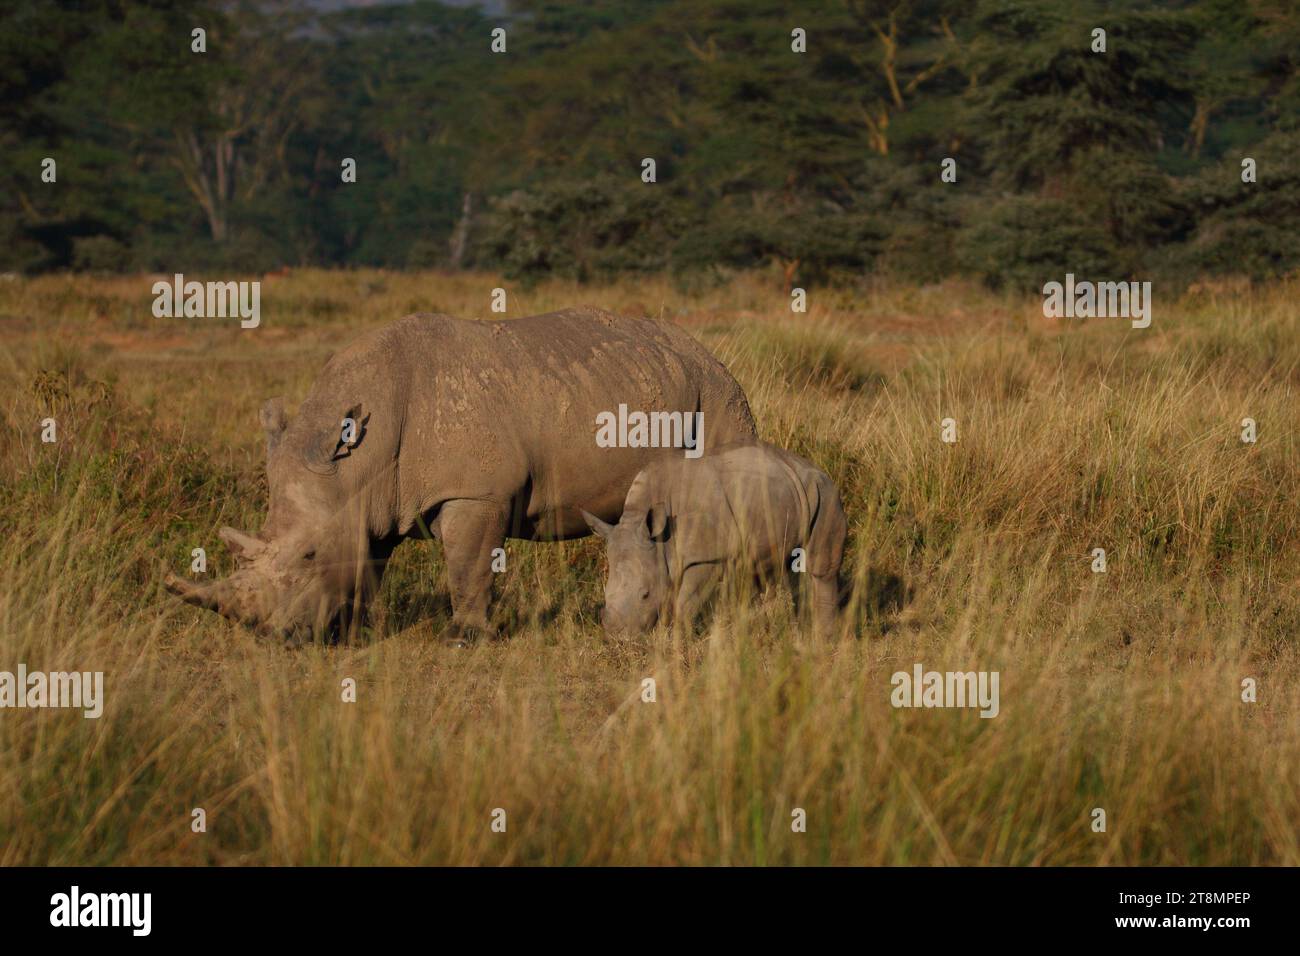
[[295, 308, 757, 539], [646, 442, 814, 573]]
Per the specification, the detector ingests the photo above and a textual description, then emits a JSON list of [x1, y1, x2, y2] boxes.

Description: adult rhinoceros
[[164, 307, 757, 644]]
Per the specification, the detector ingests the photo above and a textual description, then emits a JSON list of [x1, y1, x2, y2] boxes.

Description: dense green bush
[[477, 178, 682, 283], [1177, 131, 1300, 279], [956, 196, 1120, 293], [3, 0, 1298, 286]]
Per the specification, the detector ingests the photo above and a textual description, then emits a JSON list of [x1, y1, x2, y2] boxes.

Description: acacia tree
[[844, 0, 968, 156], [63, 0, 322, 244], [321, 0, 506, 267], [171, 18, 320, 242]]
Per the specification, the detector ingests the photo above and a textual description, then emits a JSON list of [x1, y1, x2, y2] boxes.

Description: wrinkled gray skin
[[164, 307, 757, 643], [582, 441, 847, 639]]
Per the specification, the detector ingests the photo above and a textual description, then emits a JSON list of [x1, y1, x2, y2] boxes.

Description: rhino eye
[[641, 590, 650, 601], [302, 549, 316, 561]]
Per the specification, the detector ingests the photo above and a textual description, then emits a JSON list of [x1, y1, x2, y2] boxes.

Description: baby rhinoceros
[[582, 441, 847, 639]]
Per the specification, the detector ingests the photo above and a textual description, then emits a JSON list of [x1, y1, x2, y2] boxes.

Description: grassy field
[[1, 268, 1297, 865]]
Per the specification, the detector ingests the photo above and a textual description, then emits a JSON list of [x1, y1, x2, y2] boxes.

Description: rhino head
[[164, 396, 387, 643], [582, 504, 672, 637]]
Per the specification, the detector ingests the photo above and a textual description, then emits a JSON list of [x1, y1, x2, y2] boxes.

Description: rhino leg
[[672, 562, 722, 632], [809, 573, 840, 640], [438, 498, 508, 645], [787, 564, 806, 623]]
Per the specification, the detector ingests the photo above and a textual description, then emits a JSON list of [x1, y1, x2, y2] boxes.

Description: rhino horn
[[163, 572, 239, 618], [219, 526, 267, 558]]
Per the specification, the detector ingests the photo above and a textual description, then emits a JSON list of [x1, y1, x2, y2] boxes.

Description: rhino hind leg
[[806, 474, 849, 640], [809, 573, 841, 640], [437, 498, 508, 645], [784, 561, 839, 639]]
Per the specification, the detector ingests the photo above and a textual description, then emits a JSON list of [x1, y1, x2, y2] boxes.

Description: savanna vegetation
[[3, 0, 1299, 290], [1, 270, 1297, 864]]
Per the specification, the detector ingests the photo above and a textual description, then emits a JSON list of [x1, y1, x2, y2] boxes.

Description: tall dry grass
[[0, 269, 1297, 864]]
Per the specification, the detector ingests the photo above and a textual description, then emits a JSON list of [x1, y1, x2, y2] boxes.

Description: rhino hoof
[[443, 622, 494, 648]]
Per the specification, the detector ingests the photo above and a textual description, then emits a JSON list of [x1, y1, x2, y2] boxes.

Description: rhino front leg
[[672, 562, 722, 632], [438, 498, 508, 646]]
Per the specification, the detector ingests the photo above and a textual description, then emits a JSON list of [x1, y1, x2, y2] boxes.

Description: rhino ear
[[219, 525, 267, 558], [335, 403, 367, 456], [581, 509, 614, 539], [308, 402, 367, 473], [260, 398, 288, 456], [645, 503, 669, 541]]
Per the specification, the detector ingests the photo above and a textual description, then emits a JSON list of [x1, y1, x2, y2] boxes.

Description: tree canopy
[[2, 0, 1296, 289]]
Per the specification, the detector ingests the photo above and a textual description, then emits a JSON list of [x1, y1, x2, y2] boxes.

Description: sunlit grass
[[0, 269, 1297, 864]]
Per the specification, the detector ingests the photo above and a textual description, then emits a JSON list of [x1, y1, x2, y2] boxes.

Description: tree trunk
[[782, 257, 801, 295], [448, 192, 473, 269], [1187, 100, 1211, 159]]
